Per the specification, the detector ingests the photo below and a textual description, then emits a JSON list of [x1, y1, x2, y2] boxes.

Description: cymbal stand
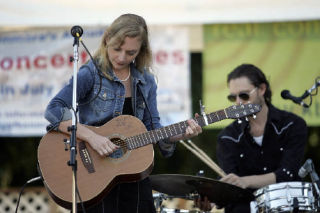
[[153, 193, 167, 212], [153, 193, 199, 212]]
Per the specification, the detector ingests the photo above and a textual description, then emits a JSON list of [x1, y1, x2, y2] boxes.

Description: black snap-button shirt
[[216, 105, 307, 212]]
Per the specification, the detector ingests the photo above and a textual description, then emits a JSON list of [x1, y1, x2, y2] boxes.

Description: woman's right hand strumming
[[87, 134, 119, 156]]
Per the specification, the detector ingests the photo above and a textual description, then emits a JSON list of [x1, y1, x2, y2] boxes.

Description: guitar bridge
[[79, 141, 95, 173]]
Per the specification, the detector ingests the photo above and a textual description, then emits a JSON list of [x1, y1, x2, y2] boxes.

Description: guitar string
[[109, 120, 198, 148]]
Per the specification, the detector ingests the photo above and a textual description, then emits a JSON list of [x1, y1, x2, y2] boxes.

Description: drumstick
[[179, 140, 226, 178], [179, 140, 217, 174], [186, 139, 226, 177], [180, 140, 226, 178], [187, 139, 217, 168]]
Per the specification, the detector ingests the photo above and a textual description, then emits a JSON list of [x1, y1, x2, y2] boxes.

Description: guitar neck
[[126, 109, 227, 150]]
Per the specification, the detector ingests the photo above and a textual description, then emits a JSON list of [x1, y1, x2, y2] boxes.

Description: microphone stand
[[302, 159, 320, 211], [298, 76, 320, 108], [300, 77, 320, 100], [69, 25, 83, 213], [309, 163, 320, 210]]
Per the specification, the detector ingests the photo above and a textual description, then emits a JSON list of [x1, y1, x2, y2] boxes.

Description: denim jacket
[[44, 60, 175, 157]]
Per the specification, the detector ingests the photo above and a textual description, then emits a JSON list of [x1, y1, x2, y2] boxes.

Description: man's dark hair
[[227, 64, 272, 106]]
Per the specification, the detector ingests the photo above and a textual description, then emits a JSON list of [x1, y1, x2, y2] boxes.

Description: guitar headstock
[[225, 103, 261, 119]]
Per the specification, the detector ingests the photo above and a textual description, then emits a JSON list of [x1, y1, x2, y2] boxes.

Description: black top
[[85, 97, 156, 213], [216, 105, 308, 213], [122, 97, 134, 116]]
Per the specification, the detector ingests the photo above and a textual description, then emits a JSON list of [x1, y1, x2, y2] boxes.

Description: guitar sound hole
[[109, 138, 128, 159]]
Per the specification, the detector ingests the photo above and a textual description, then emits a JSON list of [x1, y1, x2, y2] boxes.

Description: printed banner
[[0, 26, 190, 136], [150, 26, 191, 126], [204, 21, 320, 128]]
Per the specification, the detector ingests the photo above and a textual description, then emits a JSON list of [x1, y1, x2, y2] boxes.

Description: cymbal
[[149, 174, 254, 206]]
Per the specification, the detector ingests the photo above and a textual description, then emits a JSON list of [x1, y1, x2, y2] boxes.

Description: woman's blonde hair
[[93, 14, 152, 78]]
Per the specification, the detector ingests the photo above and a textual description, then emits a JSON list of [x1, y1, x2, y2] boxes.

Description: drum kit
[[150, 174, 320, 213]]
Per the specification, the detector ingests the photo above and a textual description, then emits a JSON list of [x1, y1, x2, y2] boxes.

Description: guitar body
[[37, 115, 154, 209]]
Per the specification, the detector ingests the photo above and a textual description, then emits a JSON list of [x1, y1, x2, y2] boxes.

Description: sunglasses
[[227, 87, 257, 102]]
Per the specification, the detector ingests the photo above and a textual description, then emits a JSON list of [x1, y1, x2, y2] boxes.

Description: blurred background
[[1, 0, 320, 212]]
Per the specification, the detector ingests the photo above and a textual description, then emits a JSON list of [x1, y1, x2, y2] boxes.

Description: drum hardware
[[160, 208, 200, 213], [196, 170, 205, 177], [292, 197, 299, 213], [153, 193, 199, 213], [153, 193, 168, 211]]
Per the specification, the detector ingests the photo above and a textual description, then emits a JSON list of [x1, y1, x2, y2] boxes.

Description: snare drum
[[254, 182, 315, 212]]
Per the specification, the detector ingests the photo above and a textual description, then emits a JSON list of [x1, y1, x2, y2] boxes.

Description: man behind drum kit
[[195, 64, 308, 212]]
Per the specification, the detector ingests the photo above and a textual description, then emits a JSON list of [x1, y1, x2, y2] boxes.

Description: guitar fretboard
[[126, 109, 227, 150]]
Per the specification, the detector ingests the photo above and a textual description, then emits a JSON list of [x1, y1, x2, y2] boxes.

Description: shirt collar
[[266, 104, 281, 123], [130, 63, 146, 85]]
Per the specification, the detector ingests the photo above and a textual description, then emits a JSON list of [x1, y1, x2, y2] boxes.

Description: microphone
[[299, 159, 320, 196], [299, 159, 313, 178], [71, 25, 83, 38], [281, 90, 308, 108]]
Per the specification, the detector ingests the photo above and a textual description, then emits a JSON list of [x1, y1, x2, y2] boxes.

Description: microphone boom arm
[[281, 76, 320, 108]]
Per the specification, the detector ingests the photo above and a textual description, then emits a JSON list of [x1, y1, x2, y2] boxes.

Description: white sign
[[0, 26, 190, 136]]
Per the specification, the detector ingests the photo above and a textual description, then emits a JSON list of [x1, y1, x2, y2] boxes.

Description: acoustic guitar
[[37, 103, 261, 209]]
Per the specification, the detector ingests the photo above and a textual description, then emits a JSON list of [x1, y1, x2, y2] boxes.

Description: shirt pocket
[[92, 86, 115, 112]]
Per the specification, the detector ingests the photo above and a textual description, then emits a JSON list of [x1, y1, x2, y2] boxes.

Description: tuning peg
[[245, 117, 249, 121], [237, 119, 242, 124], [199, 100, 205, 114], [252, 114, 257, 119], [199, 99, 209, 126]]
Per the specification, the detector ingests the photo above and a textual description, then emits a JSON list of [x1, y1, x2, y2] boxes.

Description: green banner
[[204, 21, 320, 128]]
